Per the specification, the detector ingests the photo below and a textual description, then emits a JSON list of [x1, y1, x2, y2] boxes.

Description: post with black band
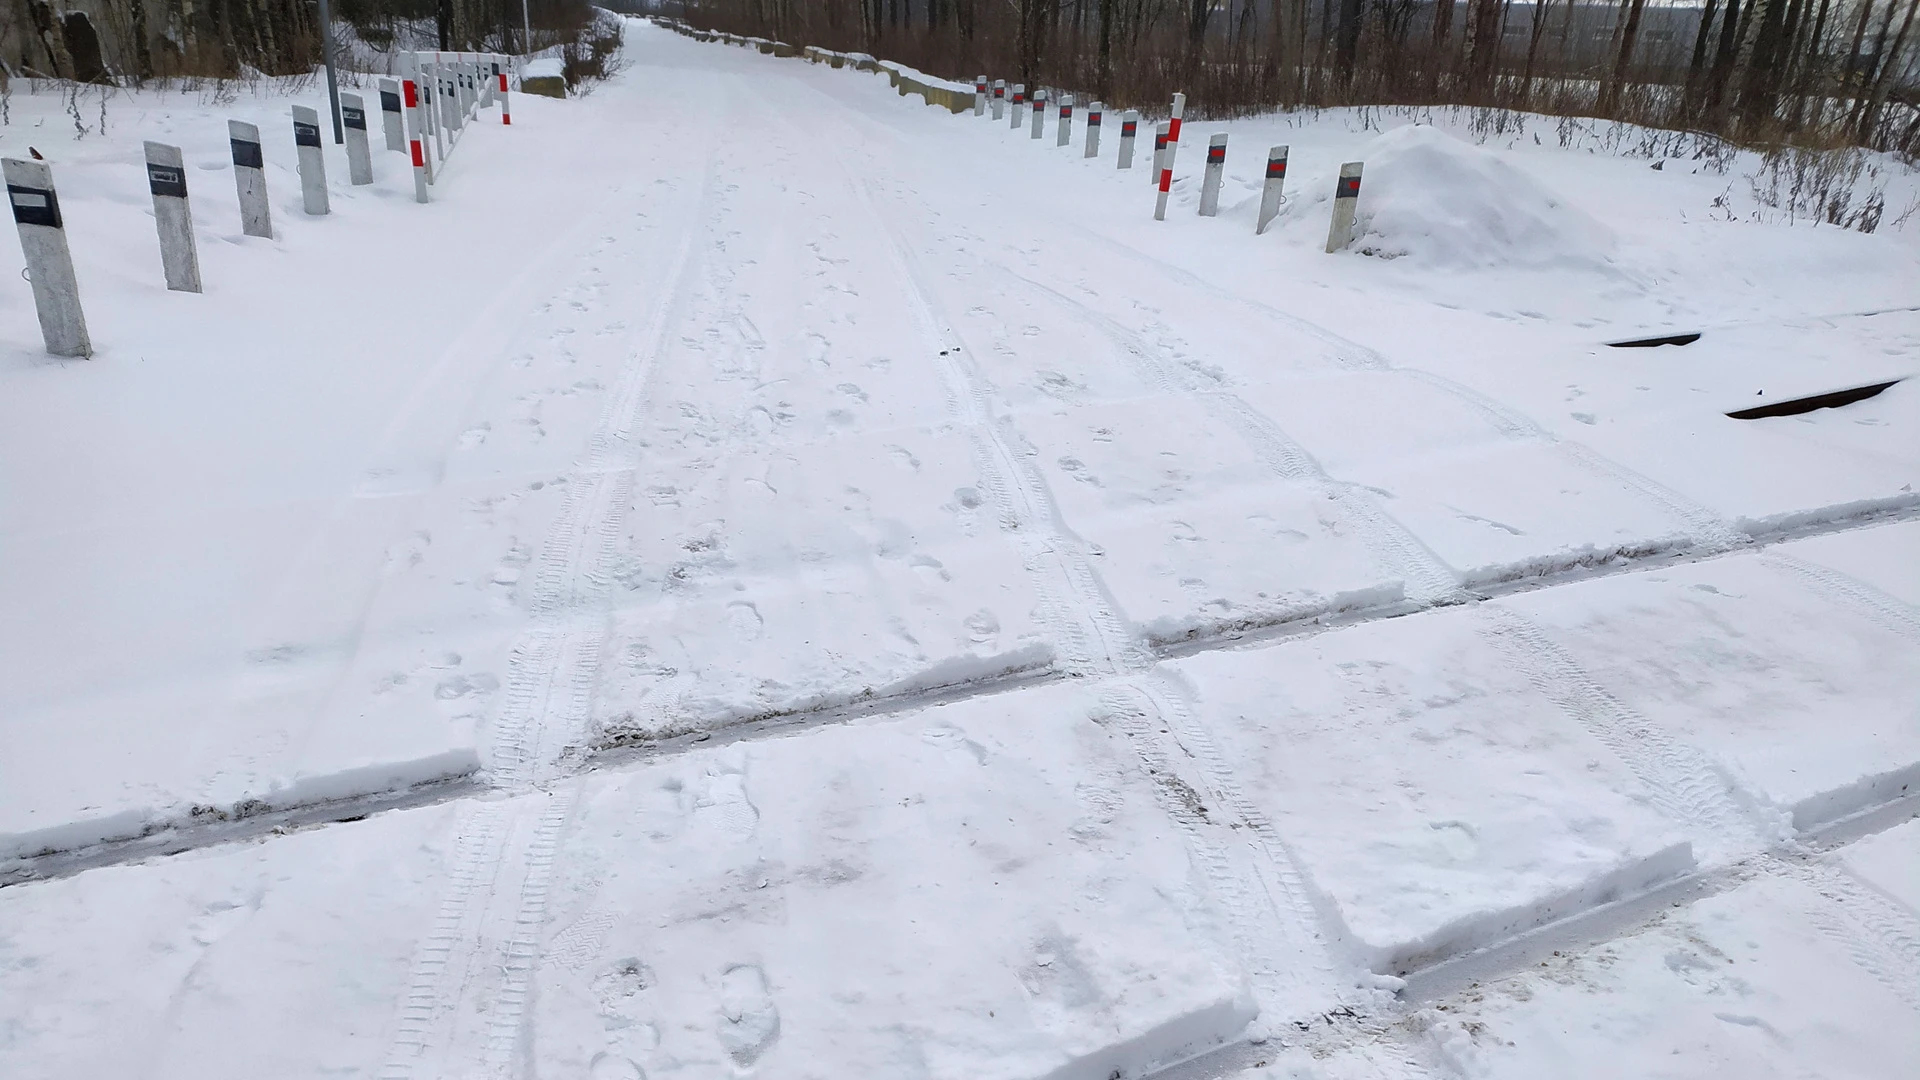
[[1118, 110, 1138, 170], [293, 104, 331, 216], [1085, 101, 1103, 159], [4, 156, 90, 357], [341, 91, 373, 186], [229, 119, 272, 238], [379, 77, 407, 153], [143, 141, 201, 293]]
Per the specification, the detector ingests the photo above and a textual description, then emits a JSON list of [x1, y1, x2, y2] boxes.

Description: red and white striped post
[[1154, 91, 1186, 221], [1326, 162, 1363, 253], [974, 76, 987, 116], [1084, 101, 1102, 158], [992, 79, 1005, 121], [1011, 84, 1025, 129], [403, 77, 429, 201], [1118, 109, 1138, 169], [1056, 94, 1074, 148], [1151, 120, 1168, 186], [496, 56, 511, 125], [1256, 145, 1288, 234]]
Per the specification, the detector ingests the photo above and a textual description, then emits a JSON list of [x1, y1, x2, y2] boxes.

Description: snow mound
[[1350, 125, 1617, 271]]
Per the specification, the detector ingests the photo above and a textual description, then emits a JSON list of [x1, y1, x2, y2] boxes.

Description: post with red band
[[403, 78, 429, 202], [1118, 109, 1139, 169], [1326, 161, 1363, 253], [1256, 145, 1289, 235], [1154, 91, 1185, 221], [1083, 101, 1102, 158], [975, 76, 987, 116], [497, 56, 511, 125], [1198, 133, 1227, 217], [991, 79, 1005, 121], [1056, 94, 1074, 148], [1010, 84, 1025, 129], [1030, 88, 1047, 139]]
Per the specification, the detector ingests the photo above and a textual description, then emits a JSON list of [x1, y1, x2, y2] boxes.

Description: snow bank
[[1346, 125, 1618, 271]]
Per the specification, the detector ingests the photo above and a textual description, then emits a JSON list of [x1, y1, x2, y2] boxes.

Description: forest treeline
[[2, 0, 597, 82], [669, 0, 1920, 155]]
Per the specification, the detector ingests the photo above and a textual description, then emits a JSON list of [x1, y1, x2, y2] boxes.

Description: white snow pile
[[1347, 124, 1618, 271]]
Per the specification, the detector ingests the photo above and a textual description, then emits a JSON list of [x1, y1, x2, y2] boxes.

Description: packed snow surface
[[1, 18, 1917, 1080]]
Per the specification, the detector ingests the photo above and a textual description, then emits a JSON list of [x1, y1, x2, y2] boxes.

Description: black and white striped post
[[1030, 88, 1047, 139], [991, 79, 1005, 121], [341, 91, 373, 186], [1057, 94, 1074, 147], [292, 105, 330, 215], [1084, 101, 1102, 158], [1256, 145, 1288, 235], [379, 77, 406, 152], [1011, 84, 1025, 129], [143, 141, 201, 293], [228, 120, 272, 238], [1154, 92, 1186, 221], [1118, 110, 1138, 169], [974, 76, 987, 116], [404, 78, 429, 202], [1326, 162, 1362, 253], [4, 157, 90, 357], [1151, 120, 1168, 187], [1198, 133, 1226, 217]]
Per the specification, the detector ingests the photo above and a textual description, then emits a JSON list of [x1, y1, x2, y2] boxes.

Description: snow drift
[[1345, 125, 1618, 271]]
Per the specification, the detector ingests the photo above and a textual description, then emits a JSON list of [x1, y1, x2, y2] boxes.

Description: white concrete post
[[1118, 110, 1138, 169], [481, 56, 495, 107], [341, 92, 373, 186], [1198, 133, 1226, 217], [404, 78, 429, 202], [1326, 162, 1363, 253], [379, 77, 406, 152], [228, 120, 272, 239], [1151, 120, 1168, 187], [1057, 94, 1074, 147], [1084, 101, 1102, 158], [4, 157, 91, 357], [1030, 88, 1047, 139], [991, 79, 1005, 120], [1155, 91, 1186, 221], [1256, 145, 1288, 235], [292, 105, 330, 216], [974, 76, 987, 116], [143, 141, 201, 293], [496, 58, 512, 125], [1010, 84, 1025, 129]]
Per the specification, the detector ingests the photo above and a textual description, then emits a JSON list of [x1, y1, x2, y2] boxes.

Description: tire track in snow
[[848, 170, 1346, 1036], [1788, 860, 1920, 1014], [1759, 550, 1920, 645], [993, 266, 1464, 607], [1475, 605, 1777, 860], [380, 104, 723, 1080]]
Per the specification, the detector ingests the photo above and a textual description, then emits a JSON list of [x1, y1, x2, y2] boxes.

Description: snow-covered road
[[2, 19, 1917, 1079]]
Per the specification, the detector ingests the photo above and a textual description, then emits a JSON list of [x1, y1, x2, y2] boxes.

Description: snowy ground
[[2, 19, 1917, 1079]]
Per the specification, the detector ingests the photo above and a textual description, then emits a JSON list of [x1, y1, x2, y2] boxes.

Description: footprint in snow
[[717, 963, 781, 1067]]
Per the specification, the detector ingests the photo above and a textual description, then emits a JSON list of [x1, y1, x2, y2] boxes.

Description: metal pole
[[315, 0, 344, 144], [522, 0, 533, 54]]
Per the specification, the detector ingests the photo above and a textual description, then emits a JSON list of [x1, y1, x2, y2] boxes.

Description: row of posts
[[4, 52, 514, 358], [967, 78, 1364, 253]]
